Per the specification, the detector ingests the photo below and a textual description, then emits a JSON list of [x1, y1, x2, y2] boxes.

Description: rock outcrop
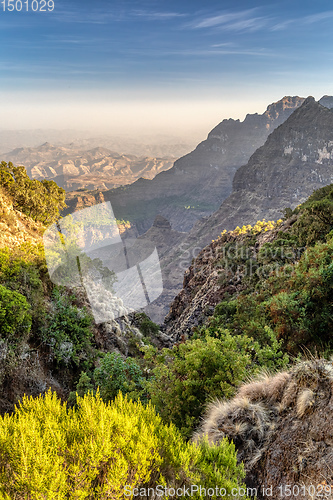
[[163, 217, 293, 339], [195, 359, 333, 500]]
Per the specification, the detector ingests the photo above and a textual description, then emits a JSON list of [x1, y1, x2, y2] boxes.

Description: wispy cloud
[[270, 20, 294, 31], [123, 47, 273, 58], [52, 4, 186, 25], [189, 7, 333, 35], [53, 9, 113, 24], [131, 10, 186, 21], [187, 8, 270, 33], [271, 9, 333, 31], [189, 9, 257, 29], [211, 42, 235, 48], [302, 10, 333, 24]]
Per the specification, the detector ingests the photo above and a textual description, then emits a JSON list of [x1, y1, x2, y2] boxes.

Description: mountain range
[[1, 143, 174, 191], [100, 96, 306, 233], [140, 96, 333, 322]]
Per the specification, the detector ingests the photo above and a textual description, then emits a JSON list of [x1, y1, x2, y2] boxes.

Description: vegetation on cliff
[[0, 160, 332, 498], [0, 161, 66, 224]]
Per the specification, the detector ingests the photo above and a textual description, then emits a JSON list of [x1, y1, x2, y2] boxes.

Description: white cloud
[[131, 10, 186, 20], [186, 8, 271, 33], [189, 9, 258, 29]]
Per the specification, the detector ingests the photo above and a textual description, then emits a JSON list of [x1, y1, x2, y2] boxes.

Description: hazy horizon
[[1, 0, 333, 140], [0, 93, 330, 142]]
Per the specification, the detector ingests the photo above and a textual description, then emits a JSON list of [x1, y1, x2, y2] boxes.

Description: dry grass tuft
[[194, 358, 333, 481], [237, 371, 291, 403], [296, 388, 315, 418]]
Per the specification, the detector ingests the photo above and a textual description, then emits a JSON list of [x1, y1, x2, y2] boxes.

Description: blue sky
[[1, 0, 333, 137]]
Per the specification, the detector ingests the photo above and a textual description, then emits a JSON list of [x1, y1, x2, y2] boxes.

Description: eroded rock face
[[195, 359, 333, 500], [105, 96, 305, 234], [163, 217, 292, 340], [182, 98, 333, 251]]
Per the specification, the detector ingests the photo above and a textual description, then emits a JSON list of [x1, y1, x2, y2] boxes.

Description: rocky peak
[[208, 96, 305, 140], [39, 142, 55, 151], [319, 95, 333, 109], [264, 95, 305, 124]]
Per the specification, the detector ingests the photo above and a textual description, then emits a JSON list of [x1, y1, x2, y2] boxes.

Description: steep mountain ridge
[[148, 97, 333, 322], [180, 97, 333, 250], [104, 96, 305, 233]]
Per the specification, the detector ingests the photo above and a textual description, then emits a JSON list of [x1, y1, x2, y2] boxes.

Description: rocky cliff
[[149, 97, 333, 323], [178, 97, 333, 252], [105, 96, 305, 233]]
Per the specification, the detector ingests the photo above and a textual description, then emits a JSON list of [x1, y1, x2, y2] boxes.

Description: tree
[[0, 161, 66, 224]]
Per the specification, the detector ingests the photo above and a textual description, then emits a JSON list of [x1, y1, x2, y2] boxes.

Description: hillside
[[142, 97, 333, 322], [0, 160, 332, 498], [0, 165, 170, 414], [1, 143, 174, 191], [162, 183, 332, 495], [164, 182, 333, 346], [0, 188, 43, 249]]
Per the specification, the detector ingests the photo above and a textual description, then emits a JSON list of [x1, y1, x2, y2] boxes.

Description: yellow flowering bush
[[215, 219, 283, 241], [0, 390, 248, 499]]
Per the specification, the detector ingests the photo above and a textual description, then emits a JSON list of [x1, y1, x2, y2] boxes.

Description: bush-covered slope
[[165, 183, 333, 356], [0, 390, 249, 499], [0, 161, 332, 499]]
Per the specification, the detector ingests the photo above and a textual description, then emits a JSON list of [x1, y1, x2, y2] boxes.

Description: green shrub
[[42, 288, 94, 366], [136, 312, 159, 337], [212, 236, 333, 354], [0, 245, 48, 338], [69, 352, 148, 405], [0, 390, 249, 499], [93, 352, 146, 403], [0, 284, 31, 344], [0, 161, 66, 224], [267, 237, 333, 350], [285, 184, 333, 246], [144, 333, 252, 439]]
